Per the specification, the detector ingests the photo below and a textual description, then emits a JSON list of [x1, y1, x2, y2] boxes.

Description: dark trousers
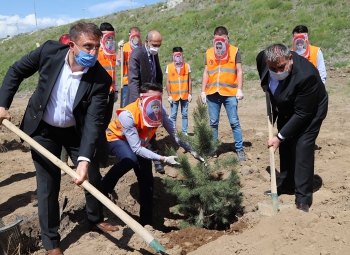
[[278, 118, 324, 204], [31, 122, 104, 250], [101, 139, 154, 226]]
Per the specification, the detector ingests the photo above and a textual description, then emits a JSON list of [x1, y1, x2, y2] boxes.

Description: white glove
[[236, 89, 244, 100], [118, 40, 124, 48], [190, 151, 204, 162], [168, 96, 173, 104], [164, 156, 180, 165], [114, 91, 118, 103], [188, 94, 192, 103], [201, 92, 206, 104]]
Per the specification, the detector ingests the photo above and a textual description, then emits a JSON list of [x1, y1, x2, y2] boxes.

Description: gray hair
[[264, 44, 290, 62]]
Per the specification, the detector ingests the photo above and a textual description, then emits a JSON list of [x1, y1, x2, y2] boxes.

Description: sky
[[0, 0, 164, 39]]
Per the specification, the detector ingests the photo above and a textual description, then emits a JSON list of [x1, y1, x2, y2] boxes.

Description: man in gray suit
[[0, 22, 118, 255], [126, 30, 165, 173]]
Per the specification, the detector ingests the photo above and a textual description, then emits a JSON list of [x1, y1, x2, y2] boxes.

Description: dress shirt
[[268, 74, 279, 95], [316, 50, 327, 85], [42, 52, 88, 127]]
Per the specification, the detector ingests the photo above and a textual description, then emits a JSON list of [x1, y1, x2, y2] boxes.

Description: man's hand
[[267, 137, 282, 152], [188, 94, 192, 103], [236, 89, 244, 100], [73, 161, 90, 187], [164, 156, 180, 165], [118, 40, 124, 48], [167, 96, 173, 104], [0, 107, 11, 124], [201, 92, 206, 104]]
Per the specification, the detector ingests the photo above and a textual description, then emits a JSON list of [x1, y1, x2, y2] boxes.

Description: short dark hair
[[100, 22, 114, 31], [172, 47, 183, 53], [214, 26, 228, 36], [69, 22, 102, 42], [140, 83, 163, 93], [292, 25, 308, 34], [129, 27, 140, 33]]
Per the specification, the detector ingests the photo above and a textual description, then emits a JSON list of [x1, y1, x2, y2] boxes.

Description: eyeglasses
[[73, 42, 100, 54], [216, 47, 222, 50]]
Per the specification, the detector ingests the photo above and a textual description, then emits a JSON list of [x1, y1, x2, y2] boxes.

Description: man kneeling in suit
[[0, 22, 118, 255], [256, 44, 328, 212]]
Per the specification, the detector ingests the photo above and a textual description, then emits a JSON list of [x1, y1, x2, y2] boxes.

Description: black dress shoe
[[264, 185, 295, 196], [296, 202, 309, 212]]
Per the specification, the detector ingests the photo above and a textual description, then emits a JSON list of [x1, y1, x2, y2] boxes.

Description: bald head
[[146, 30, 162, 49]]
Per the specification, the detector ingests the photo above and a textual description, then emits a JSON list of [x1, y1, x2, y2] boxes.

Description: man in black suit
[[0, 22, 118, 255], [126, 30, 165, 173], [256, 44, 328, 213]]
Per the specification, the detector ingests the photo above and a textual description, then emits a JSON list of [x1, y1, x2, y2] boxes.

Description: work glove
[[201, 92, 206, 104], [168, 96, 173, 104], [190, 151, 204, 162], [188, 94, 192, 103], [114, 91, 118, 103], [164, 156, 180, 165], [236, 89, 244, 100], [118, 40, 124, 48]]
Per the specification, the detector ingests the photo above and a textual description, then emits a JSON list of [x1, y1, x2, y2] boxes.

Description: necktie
[[274, 80, 284, 100], [149, 55, 156, 83]]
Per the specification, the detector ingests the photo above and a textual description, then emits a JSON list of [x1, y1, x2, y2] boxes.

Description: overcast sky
[[0, 0, 164, 39]]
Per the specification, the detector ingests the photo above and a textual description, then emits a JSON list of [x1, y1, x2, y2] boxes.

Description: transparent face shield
[[140, 92, 163, 127], [213, 35, 229, 60], [129, 33, 142, 49], [173, 52, 184, 68], [292, 33, 310, 59], [101, 31, 116, 55]]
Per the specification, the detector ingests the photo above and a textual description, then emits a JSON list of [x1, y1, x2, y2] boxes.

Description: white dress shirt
[[42, 52, 88, 127]]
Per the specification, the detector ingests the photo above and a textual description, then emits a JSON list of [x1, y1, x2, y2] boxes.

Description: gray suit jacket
[[0, 40, 111, 161], [126, 44, 163, 105]]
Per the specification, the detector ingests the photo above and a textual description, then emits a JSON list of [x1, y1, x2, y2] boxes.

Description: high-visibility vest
[[205, 45, 238, 96], [98, 49, 116, 93], [308, 45, 320, 68], [167, 62, 190, 100], [106, 98, 157, 147], [122, 42, 133, 86]]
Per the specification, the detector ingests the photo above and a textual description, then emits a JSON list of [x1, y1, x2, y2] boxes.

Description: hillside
[[1, 0, 350, 91]]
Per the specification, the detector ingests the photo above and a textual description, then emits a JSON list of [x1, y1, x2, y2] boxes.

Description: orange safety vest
[[205, 45, 238, 96], [307, 45, 320, 68], [98, 50, 116, 93], [106, 98, 157, 147], [122, 42, 133, 86], [167, 62, 190, 100]]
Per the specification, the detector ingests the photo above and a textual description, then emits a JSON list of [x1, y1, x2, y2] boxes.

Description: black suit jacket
[[0, 40, 111, 161], [256, 51, 328, 139], [126, 44, 163, 105]]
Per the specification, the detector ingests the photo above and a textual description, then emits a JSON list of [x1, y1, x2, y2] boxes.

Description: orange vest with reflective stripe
[[106, 98, 157, 147], [167, 62, 190, 100], [307, 45, 320, 68], [122, 42, 133, 86], [205, 45, 238, 96], [98, 50, 116, 92]]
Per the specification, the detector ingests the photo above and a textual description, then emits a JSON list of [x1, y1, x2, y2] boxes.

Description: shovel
[[119, 45, 124, 108], [1, 119, 168, 254], [258, 92, 293, 216]]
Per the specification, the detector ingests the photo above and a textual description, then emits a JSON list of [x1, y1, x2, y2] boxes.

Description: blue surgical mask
[[74, 44, 98, 67]]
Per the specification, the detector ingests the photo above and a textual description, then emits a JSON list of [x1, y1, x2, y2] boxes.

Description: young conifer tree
[[163, 98, 242, 228]]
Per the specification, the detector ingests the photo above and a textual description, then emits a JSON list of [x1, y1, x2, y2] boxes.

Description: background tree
[[163, 98, 242, 228]]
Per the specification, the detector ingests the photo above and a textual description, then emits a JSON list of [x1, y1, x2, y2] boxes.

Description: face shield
[[292, 33, 310, 58], [140, 92, 163, 127], [101, 31, 116, 55], [129, 33, 142, 50], [173, 52, 184, 68], [213, 35, 229, 60]]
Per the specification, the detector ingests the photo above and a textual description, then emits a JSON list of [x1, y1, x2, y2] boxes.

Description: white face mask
[[149, 46, 159, 55], [269, 61, 290, 81]]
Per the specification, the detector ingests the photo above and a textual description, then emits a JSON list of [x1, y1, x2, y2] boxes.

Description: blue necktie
[[274, 80, 284, 100], [149, 55, 156, 83]]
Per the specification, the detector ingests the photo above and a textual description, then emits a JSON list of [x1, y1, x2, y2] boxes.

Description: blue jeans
[[101, 139, 154, 226], [206, 93, 244, 151], [122, 85, 128, 107], [170, 99, 188, 133]]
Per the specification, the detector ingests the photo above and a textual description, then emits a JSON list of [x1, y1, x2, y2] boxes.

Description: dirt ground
[[1, 67, 350, 255]]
